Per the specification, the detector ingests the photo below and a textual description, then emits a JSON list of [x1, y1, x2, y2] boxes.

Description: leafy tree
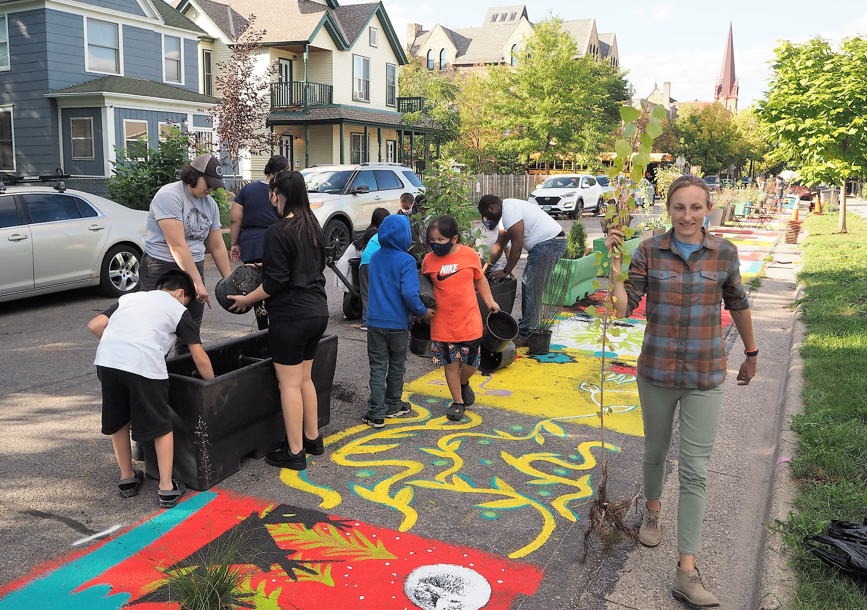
[[107, 125, 191, 210], [399, 56, 460, 150], [732, 106, 771, 175], [757, 37, 867, 233], [421, 158, 481, 245], [208, 16, 280, 177], [446, 68, 502, 173], [673, 104, 743, 175]]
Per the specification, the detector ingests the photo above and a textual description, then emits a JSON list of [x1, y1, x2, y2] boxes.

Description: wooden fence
[[466, 174, 539, 200]]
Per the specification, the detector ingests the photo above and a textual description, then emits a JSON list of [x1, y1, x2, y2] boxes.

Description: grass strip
[[782, 212, 867, 608]]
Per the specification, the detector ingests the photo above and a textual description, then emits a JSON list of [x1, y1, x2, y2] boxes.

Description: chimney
[[407, 23, 423, 47], [663, 82, 671, 108]]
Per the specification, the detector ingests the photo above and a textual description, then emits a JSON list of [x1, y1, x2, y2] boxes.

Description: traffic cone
[[791, 203, 799, 222], [814, 195, 822, 215]]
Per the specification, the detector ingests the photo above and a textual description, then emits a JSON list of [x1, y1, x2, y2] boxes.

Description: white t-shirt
[[475, 220, 508, 272], [94, 290, 197, 380], [146, 180, 221, 262], [500, 198, 563, 251]]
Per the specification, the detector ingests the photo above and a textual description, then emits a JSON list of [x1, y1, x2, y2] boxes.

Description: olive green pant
[[637, 375, 724, 556]]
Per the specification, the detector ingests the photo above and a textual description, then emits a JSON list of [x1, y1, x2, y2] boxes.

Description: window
[[164, 34, 182, 83], [0, 107, 13, 171], [386, 63, 396, 107], [86, 19, 120, 74], [123, 120, 148, 159], [0, 15, 9, 71], [279, 135, 292, 164], [510, 44, 518, 67], [349, 169, 378, 192], [510, 12, 516, 20], [439, 49, 446, 70], [353, 55, 370, 102], [499, 13, 506, 21], [158, 122, 175, 144], [490, 14, 497, 23], [75, 197, 99, 218], [20, 194, 82, 224], [369, 27, 378, 47], [350, 133, 368, 164], [374, 170, 402, 191], [386, 140, 396, 163], [202, 49, 212, 96], [190, 130, 213, 154], [70, 118, 94, 160], [401, 170, 423, 188], [0, 196, 20, 228], [426, 50, 433, 71]]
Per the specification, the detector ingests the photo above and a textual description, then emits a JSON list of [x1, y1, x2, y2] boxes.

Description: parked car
[[0, 182, 147, 303], [301, 163, 425, 256], [528, 174, 604, 217], [595, 175, 615, 202], [703, 175, 721, 192]]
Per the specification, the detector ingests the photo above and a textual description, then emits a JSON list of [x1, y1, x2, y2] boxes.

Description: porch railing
[[270, 81, 333, 108], [397, 96, 428, 114]]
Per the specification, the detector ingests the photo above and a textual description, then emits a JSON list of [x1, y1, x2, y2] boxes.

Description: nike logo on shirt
[[436, 263, 461, 281]]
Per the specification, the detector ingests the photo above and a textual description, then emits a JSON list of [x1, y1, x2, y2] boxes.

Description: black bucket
[[479, 341, 517, 374], [527, 329, 553, 355], [481, 311, 519, 353], [409, 322, 431, 357]]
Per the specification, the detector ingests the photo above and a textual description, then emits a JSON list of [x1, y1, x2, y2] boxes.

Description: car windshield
[[704, 176, 720, 185], [541, 177, 580, 189], [595, 176, 609, 187], [301, 170, 353, 194]]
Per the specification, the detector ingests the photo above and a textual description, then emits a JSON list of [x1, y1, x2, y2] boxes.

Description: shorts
[[97, 366, 172, 442], [269, 316, 328, 366], [432, 338, 482, 367]]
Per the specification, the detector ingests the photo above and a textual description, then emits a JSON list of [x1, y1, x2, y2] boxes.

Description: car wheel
[[576, 199, 584, 216], [597, 196, 604, 213], [343, 292, 363, 320], [323, 219, 351, 258], [100, 244, 142, 298]]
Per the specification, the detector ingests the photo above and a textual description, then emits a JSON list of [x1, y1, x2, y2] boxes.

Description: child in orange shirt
[[422, 215, 500, 421]]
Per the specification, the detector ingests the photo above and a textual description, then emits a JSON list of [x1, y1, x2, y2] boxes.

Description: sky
[[341, 0, 867, 109]]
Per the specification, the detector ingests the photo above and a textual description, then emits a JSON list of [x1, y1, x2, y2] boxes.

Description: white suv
[[528, 174, 604, 218], [301, 163, 425, 255]]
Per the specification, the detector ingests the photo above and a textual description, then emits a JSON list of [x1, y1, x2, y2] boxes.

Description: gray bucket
[[479, 342, 517, 374], [409, 322, 431, 357], [481, 311, 519, 353]]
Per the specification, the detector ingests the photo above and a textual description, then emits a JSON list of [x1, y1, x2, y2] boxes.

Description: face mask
[[430, 241, 453, 257], [482, 219, 498, 231]]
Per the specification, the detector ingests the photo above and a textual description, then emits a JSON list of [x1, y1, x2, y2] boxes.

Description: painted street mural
[[0, 490, 542, 609]]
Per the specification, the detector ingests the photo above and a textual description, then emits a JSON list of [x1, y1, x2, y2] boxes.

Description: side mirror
[[350, 185, 370, 195]]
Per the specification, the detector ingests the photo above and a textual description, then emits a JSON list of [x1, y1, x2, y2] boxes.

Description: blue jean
[[366, 327, 409, 419], [519, 235, 567, 338]]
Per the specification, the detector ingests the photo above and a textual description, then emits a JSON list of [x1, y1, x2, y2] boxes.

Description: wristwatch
[[744, 347, 759, 357]]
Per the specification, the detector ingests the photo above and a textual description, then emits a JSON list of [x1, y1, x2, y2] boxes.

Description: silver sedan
[[0, 185, 147, 303]]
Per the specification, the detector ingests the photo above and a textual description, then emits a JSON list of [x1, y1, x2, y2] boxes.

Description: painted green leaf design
[[542, 421, 567, 436], [269, 523, 396, 561]]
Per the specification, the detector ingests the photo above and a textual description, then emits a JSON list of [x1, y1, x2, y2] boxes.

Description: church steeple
[[714, 22, 738, 113]]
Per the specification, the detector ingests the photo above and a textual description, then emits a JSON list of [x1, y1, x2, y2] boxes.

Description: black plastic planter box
[[478, 276, 517, 319], [142, 331, 338, 490]]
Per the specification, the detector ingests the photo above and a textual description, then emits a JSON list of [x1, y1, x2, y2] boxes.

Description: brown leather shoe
[[673, 563, 719, 607], [638, 503, 661, 547], [513, 337, 528, 348]]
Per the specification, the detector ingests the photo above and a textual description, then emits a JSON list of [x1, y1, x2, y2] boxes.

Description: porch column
[[397, 129, 403, 164], [363, 125, 369, 162], [410, 131, 415, 170], [339, 122, 345, 164], [304, 125, 309, 169], [303, 44, 309, 107], [377, 127, 382, 162]]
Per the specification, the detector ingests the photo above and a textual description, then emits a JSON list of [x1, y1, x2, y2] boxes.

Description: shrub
[[564, 219, 588, 259]]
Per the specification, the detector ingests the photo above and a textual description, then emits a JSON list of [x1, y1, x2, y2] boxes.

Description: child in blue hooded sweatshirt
[[363, 215, 433, 428]]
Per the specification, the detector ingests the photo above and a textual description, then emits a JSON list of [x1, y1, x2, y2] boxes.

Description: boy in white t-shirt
[[87, 270, 214, 508]]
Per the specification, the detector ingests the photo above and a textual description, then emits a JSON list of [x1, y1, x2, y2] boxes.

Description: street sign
[[675, 157, 686, 169]]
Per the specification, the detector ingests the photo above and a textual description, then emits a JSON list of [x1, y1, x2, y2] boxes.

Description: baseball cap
[[189, 154, 226, 190]]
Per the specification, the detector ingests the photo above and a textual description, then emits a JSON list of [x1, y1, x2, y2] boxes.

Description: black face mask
[[430, 241, 454, 257]]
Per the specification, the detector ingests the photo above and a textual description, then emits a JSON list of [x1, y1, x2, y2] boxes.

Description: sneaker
[[673, 563, 719, 607], [513, 337, 528, 348], [385, 402, 412, 418], [460, 383, 475, 406], [158, 480, 186, 508], [362, 414, 385, 429], [639, 502, 662, 547], [303, 435, 325, 456], [359, 324, 368, 331], [265, 447, 307, 470]]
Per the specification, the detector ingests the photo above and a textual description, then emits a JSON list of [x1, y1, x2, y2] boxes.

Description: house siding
[[331, 13, 401, 111], [114, 108, 187, 153], [192, 114, 211, 128], [307, 124, 334, 166], [74, 0, 147, 18], [60, 107, 104, 176], [123, 25, 161, 82], [183, 37, 198, 91]]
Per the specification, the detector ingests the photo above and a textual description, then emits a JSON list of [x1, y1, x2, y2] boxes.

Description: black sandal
[[117, 470, 144, 498], [158, 480, 186, 508], [446, 403, 466, 422]]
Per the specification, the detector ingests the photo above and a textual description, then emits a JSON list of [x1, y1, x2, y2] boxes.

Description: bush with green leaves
[[107, 126, 191, 211], [564, 219, 588, 259], [421, 158, 482, 246]]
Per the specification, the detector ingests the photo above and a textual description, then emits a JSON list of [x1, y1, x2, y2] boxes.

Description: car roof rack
[[0, 169, 72, 193]]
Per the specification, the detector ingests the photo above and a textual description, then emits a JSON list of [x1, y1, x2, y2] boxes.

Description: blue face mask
[[430, 241, 454, 257], [482, 219, 498, 231]]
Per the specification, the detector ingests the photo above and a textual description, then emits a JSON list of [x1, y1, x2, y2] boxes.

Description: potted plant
[[552, 220, 598, 305], [529, 261, 574, 355]]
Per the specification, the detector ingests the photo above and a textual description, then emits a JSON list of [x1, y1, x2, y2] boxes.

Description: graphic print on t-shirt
[[436, 263, 464, 281], [185, 207, 212, 241]]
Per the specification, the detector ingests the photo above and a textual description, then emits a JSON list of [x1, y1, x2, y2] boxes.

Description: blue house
[[0, 0, 215, 183]]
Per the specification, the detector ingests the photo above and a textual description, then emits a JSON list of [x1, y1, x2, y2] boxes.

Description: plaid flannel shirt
[[625, 229, 750, 389]]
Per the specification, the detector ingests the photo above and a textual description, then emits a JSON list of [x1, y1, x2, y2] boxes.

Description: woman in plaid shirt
[[606, 174, 758, 607]]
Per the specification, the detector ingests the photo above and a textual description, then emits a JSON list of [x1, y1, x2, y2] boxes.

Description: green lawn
[[784, 212, 867, 608]]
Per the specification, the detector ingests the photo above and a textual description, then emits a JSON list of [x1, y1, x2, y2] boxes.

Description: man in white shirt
[[478, 195, 567, 346]]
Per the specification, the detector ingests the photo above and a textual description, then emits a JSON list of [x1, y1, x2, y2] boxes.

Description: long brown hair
[[270, 170, 322, 244]]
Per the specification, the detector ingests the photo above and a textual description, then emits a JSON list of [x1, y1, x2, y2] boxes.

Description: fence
[[466, 174, 538, 200]]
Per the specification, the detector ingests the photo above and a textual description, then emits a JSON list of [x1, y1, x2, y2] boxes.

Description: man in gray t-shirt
[[146, 180, 221, 263]]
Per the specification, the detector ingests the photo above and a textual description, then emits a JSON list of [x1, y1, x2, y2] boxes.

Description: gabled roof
[[597, 32, 616, 59], [482, 5, 528, 27], [151, 0, 206, 34], [46, 76, 216, 104], [560, 18, 595, 55], [177, 0, 249, 39], [449, 24, 519, 64]]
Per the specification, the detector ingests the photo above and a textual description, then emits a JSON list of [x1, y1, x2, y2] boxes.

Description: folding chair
[[730, 202, 747, 228]]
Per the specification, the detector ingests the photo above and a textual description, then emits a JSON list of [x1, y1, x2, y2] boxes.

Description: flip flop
[[117, 470, 144, 498], [446, 403, 466, 422], [158, 480, 187, 509]]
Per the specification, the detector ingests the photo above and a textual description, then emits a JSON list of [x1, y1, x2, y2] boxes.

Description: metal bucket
[[481, 311, 519, 353], [409, 322, 431, 357]]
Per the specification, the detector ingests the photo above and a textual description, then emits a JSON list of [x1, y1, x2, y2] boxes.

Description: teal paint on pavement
[[0, 492, 215, 610]]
